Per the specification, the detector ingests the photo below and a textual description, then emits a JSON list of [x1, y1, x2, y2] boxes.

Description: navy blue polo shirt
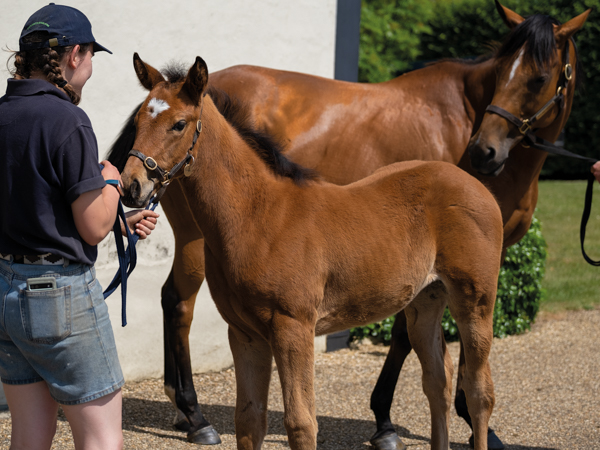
[[0, 78, 106, 265]]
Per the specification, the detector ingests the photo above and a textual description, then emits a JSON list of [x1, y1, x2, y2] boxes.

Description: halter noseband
[[485, 43, 572, 145], [128, 118, 202, 202]]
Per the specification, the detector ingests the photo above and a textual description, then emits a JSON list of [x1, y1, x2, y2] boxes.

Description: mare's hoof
[[469, 428, 505, 450], [187, 425, 222, 445], [370, 432, 407, 450], [174, 418, 191, 432]]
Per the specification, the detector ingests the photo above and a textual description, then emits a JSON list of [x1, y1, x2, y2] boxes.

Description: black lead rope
[[521, 134, 599, 266], [103, 179, 159, 326]]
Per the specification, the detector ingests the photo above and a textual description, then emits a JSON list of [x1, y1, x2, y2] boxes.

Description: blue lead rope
[[102, 178, 158, 326]]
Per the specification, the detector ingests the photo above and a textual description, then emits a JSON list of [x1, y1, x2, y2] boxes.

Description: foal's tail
[[104, 103, 142, 171]]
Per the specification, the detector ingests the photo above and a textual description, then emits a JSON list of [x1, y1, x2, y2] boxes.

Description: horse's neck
[[462, 58, 498, 132], [188, 108, 278, 251]]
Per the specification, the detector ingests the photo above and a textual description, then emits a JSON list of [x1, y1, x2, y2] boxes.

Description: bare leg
[[62, 389, 123, 450], [229, 327, 273, 450], [4, 381, 58, 450], [271, 313, 318, 450]]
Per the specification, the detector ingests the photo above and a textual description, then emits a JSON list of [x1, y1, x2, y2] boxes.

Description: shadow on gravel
[[119, 397, 558, 450]]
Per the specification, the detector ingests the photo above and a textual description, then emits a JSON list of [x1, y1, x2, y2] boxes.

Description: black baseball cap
[[19, 3, 112, 54]]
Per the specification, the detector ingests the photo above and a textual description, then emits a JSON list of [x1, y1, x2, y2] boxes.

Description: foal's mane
[[106, 64, 318, 185]]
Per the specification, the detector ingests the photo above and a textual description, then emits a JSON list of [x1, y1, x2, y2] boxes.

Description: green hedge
[[350, 215, 547, 344]]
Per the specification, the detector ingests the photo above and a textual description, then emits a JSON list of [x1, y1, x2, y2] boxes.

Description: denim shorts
[[0, 259, 124, 405]]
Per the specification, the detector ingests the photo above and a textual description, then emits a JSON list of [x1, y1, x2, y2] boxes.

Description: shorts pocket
[[21, 286, 72, 344]]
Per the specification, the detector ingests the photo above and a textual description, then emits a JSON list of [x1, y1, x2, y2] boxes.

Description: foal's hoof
[[469, 428, 505, 450], [187, 425, 222, 445], [370, 432, 407, 450]]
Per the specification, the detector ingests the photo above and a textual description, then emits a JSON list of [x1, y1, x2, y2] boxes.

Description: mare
[[119, 52, 504, 450], [106, 2, 589, 448]]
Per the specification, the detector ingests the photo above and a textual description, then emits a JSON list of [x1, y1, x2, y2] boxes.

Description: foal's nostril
[[130, 179, 141, 199], [486, 147, 496, 160]]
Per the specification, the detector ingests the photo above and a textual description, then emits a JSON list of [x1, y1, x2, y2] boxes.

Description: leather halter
[[128, 118, 202, 203], [485, 45, 572, 143]]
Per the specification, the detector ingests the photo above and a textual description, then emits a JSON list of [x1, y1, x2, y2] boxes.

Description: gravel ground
[[1, 308, 599, 449]]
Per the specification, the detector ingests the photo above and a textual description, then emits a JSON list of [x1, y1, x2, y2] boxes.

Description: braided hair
[[9, 31, 91, 105]]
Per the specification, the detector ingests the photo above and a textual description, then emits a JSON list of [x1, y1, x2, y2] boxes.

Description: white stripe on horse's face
[[148, 98, 170, 119], [507, 49, 525, 87]]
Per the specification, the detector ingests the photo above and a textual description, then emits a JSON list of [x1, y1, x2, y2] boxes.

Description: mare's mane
[[106, 64, 319, 185], [428, 13, 582, 89]]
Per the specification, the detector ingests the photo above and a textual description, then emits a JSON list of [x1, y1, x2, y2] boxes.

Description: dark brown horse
[[120, 52, 504, 450], [106, 2, 589, 447]]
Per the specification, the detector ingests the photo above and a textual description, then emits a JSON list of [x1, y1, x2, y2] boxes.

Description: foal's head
[[467, 2, 589, 176], [121, 53, 209, 207]]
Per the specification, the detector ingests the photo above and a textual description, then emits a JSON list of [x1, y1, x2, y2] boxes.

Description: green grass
[[535, 180, 600, 312]]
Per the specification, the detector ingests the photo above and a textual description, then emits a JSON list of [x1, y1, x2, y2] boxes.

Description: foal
[[120, 54, 504, 450]]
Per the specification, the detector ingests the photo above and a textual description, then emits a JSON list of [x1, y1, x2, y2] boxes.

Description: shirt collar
[[5, 78, 70, 102]]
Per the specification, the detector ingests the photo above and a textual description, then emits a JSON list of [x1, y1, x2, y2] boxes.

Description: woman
[[0, 4, 159, 449], [593, 161, 600, 183]]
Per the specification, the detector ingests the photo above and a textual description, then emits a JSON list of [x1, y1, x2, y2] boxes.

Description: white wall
[[0, 0, 336, 383]]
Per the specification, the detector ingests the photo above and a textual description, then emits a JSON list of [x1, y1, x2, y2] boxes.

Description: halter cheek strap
[[128, 119, 202, 203]]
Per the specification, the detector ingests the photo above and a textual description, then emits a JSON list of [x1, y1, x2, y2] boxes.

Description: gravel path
[[1, 308, 599, 449]]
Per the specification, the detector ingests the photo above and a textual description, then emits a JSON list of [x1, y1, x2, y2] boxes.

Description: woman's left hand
[[122, 209, 160, 239]]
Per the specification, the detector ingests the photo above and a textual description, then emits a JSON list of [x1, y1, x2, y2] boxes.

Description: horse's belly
[[314, 282, 419, 337]]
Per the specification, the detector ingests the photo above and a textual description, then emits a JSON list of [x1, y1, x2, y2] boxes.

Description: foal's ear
[[133, 53, 165, 91], [495, 0, 524, 30], [555, 9, 591, 46], [182, 56, 209, 106]]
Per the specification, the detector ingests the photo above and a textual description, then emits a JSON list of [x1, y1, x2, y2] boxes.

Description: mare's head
[[121, 53, 209, 208], [467, 1, 589, 176]]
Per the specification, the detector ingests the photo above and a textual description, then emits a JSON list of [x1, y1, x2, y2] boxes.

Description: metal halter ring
[[519, 119, 531, 135], [143, 156, 159, 171], [564, 63, 573, 81]]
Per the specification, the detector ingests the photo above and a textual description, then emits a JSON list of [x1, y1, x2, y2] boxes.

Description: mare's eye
[[172, 120, 186, 132]]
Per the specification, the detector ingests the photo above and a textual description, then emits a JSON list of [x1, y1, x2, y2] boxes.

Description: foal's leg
[[448, 294, 495, 450], [160, 182, 220, 444], [271, 313, 318, 450], [404, 285, 453, 450], [229, 327, 273, 450], [369, 311, 411, 450]]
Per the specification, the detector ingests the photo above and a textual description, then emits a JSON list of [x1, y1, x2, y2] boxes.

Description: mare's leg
[[271, 312, 318, 450], [229, 327, 273, 450], [404, 283, 453, 450], [159, 182, 220, 444], [369, 311, 411, 450]]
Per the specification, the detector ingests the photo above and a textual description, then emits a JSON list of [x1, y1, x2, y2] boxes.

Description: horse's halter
[[127, 102, 204, 203], [485, 42, 572, 146]]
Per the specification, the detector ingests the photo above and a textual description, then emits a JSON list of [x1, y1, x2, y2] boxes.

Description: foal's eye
[[172, 120, 187, 132]]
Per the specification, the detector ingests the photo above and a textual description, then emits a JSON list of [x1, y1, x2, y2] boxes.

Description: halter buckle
[[197, 120, 202, 133], [564, 64, 573, 81], [519, 119, 531, 135], [144, 156, 158, 171]]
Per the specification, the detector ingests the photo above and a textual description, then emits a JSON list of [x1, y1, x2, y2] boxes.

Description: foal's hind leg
[[228, 327, 274, 450], [404, 283, 454, 450], [448, 291, 496, 450], [160, 183, 220, 444], [369, 311, 411, 450], [455, 340, 504, 449]]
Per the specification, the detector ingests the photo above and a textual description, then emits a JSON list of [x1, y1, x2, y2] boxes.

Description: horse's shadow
[[113, 397, 558, 450]]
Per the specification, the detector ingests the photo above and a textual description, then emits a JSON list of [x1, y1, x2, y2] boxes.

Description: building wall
[[0, 0, 337, 382]]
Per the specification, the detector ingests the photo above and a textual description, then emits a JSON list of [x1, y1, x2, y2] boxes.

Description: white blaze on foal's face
[[148, 98, 170, 119]]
